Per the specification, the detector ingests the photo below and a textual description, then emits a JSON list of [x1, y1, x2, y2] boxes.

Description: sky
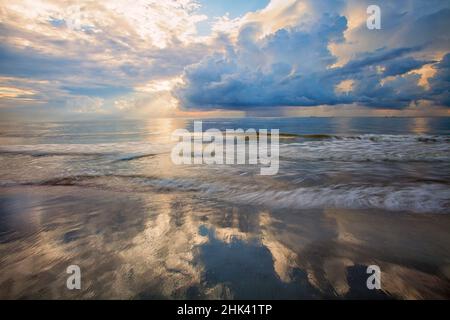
[[0, 0, 449, 120]]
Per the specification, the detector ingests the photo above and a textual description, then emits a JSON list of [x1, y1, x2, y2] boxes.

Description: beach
[[0, 117, 449, 299]]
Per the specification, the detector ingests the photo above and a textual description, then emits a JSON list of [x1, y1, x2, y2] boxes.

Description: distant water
[[0, 117, 449, 299]]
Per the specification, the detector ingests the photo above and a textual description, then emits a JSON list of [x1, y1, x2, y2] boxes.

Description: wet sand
[[1, 185, 449, 299]]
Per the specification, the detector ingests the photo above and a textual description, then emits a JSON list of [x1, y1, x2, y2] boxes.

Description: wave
[[281, 134, 450, 162], [0, 143, 169, 159], [2, 134, 448, 162], [9, 175, 207, 193], [289, 134, 450, 142], [228, 184, 450, 214], [112, 153, 157, 162], [4, 174, 449, 214]]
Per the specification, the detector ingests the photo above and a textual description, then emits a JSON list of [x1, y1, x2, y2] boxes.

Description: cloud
[[177, 0, 450, 110], [428, 53, 450, 107], [177, 13, 348, 108], [0, 0, 210, 115], [381, 57, 435, 77], [176, 31, 433, 109]]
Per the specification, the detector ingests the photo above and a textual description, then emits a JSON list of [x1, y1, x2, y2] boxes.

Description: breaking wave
[[4, 174, 449, 214], [281, 134, 450, 162], [0, 142, 169, 160]]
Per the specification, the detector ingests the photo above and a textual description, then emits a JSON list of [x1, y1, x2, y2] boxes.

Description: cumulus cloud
[[177, 13, 348, 108], [177, 0, 450, 110]]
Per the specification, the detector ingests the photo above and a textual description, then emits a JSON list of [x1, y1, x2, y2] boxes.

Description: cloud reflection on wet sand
[[0, 185, 449, 299]]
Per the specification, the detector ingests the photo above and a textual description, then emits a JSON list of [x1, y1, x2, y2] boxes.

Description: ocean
[[0, 117, 449, 299]]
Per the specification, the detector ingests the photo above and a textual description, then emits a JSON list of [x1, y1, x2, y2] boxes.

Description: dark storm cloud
[[428, 53, 450, 107], [177, 2, 450, 110]]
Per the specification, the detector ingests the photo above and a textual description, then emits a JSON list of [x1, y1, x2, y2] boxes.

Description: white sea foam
[[1, 134, 449, 214], [227, 183, 450, 214], [281, 134, 450, 162], [18, 174, 448, 214]]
